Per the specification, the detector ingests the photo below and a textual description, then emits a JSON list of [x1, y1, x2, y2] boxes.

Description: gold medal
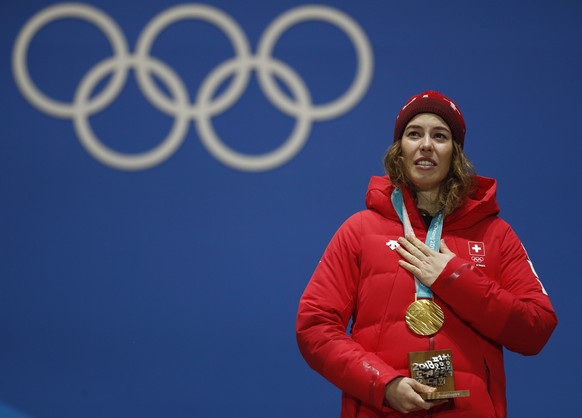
[[405, 297, 444, 336]]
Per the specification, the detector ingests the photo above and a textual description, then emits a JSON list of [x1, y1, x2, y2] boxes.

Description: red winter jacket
[[296, 176, 557, 418]]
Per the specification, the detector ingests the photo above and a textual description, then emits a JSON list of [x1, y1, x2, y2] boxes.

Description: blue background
[[0, 0, 578, 417]]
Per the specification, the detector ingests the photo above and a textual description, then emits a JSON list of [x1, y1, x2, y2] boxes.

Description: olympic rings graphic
[[12, 3, 374, 171], [471, 256, 484, 263]]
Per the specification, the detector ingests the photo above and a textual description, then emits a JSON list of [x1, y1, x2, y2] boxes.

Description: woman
[[296, 91, 557, 417]]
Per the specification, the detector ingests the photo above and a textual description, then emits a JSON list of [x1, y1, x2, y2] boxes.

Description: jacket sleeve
[[296, 213, 402, 411], [431, 224, 557, 355]]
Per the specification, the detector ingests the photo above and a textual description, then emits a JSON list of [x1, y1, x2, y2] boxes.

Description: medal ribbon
[[391, 188, 444, 299]]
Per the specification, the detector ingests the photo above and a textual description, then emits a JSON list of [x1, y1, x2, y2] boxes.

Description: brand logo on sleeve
[[386, 240, 400, 250]]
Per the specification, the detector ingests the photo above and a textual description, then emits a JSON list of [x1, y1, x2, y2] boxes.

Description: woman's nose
[[419, 136, 434, 151]]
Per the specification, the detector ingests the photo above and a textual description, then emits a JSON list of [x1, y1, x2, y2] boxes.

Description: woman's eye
[[407, 131, 420, 138], [434, 133, 448, 140]]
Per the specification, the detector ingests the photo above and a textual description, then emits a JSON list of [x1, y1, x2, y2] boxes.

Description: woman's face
[[400, 113, 453, 193]]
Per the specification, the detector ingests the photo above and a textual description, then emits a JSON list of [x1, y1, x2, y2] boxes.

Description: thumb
[[408, 379, 436, 394], [439, 239, 453, 255]]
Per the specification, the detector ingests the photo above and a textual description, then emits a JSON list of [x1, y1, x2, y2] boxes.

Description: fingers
[[385, 377, 445, 413], [397, 236, 429, 263], [396, 236, 427, 277], [407, 381, 448, 411], [439, 239, 452, 254], [395, 242, 417, 263], [399, 235, 432, 256], [397, 259, 421, 278], [396, 236, 455, 287], [408, 379, 436, 395]]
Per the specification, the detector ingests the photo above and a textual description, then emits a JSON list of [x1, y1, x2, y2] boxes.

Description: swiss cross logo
[[468, 241, 486, 266], [468, 241, 485, 256]]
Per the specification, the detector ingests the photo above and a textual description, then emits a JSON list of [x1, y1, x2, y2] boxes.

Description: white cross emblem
[[471, 244, 482, 253]]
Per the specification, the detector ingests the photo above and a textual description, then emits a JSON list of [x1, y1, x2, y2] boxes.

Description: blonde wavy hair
[[383, 141, 476, 215]]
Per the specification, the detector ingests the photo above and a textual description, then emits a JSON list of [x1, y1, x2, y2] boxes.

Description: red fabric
[[296, 176, 557, 418], [393, 91, 466, 147]]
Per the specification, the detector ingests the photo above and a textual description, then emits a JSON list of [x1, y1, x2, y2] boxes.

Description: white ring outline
[[135, 4, 253, 118], [13, 3, 374, 171], [196, 57, 312, 172], [12, 3, 129, 119], [256, 5, 373, 121], [73, 56, 190, 171]]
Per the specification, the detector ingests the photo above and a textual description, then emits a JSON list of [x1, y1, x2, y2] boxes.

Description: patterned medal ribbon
[[391, 188, 445, 336]]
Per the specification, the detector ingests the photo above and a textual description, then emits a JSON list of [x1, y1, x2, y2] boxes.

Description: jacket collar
[[365, 175, 500, 231]]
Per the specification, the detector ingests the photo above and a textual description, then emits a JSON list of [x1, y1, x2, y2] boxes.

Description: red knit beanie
[[393, 91, 466, 148]]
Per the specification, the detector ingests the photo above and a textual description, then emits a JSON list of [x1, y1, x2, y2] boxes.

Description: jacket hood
[[365, 175, 500, 231]]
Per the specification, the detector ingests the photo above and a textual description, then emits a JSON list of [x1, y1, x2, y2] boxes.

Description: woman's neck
[[416, 189, 441, 216]]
